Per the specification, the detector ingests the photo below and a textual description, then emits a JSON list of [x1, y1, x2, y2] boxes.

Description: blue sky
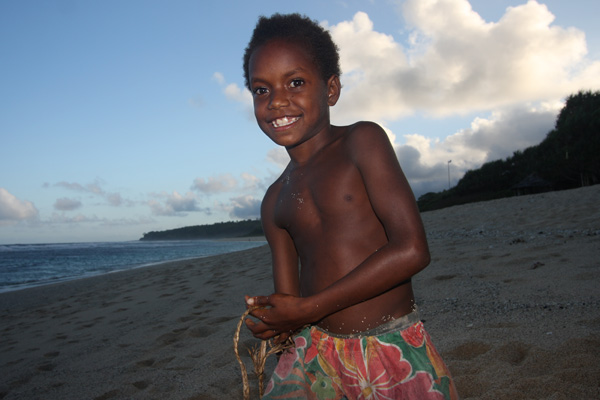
[[1, 0, 599, 244]]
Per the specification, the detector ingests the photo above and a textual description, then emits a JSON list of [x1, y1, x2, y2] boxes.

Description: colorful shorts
[[262, 311, 458, 399]]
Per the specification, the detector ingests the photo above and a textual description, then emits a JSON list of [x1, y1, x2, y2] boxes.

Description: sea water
[[0, 240, 266, 293]]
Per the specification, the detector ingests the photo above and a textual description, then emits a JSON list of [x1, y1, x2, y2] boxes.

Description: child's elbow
[[412, 244, 431, 273], [420, 250, 431, 270]]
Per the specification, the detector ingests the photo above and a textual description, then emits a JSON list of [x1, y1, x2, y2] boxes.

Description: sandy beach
[[1, 185, 599, 399]]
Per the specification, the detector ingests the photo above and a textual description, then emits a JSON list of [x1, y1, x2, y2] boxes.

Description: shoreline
[[0, 244, 268, 313], [1, 186, 598, 399], [0, 239, 267, 295]]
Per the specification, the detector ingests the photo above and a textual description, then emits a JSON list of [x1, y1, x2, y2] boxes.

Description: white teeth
[[272, 116, 299, 128]]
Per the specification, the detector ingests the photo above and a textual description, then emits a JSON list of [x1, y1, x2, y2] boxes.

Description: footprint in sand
[[132, 380, 150, 390], [155, 332, 181, 346], [37, 363, 55, 372], [5, 358, 24, 366], [93, 389, 119, 400], [445, 341, 492, 361], [208, 316, 236, 324], [136, 358, 155, 368], [434, 274, 457, 281], [172, 326, 189, 334], [188, 326, 217, 338], [493, 342, 529, 365], [154, 357, 176, 367]]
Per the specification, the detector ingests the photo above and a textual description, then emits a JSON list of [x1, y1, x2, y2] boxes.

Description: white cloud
[[44, 212, 154, 229], [100, 216, 156, 227], [327, 2, 600, 121], [266, 148, 290, 169], [0, 188, 39, 224], [240, 173, 262, 192], [85, 181, 103, 195], [192, 174, 238, 194], [228, 195, 261, 219], [212, 71, 225, 85], [49, 213, 102, 224], [326, 12, 412, 123], [224, 2, 598, 128], [54, 197, 82, 211], [54, 181, 88, 192], [149, 191, 206, 216], [50, 179, 130, 207], [224, 83, 251, 104], [167, 191, 199, 212], [214, 72, 254, 120], [105, 193, 125, 207], [219, 2, 598, 196], [397, 103, 559, 196]]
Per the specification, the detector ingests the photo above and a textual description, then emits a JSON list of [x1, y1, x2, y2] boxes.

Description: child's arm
[[247, 122, 430, 339], [259, 182, 300, 297], [245, 182, 300, 341]]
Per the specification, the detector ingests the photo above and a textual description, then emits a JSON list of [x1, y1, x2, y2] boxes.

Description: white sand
[[1, 185, 599, 399]]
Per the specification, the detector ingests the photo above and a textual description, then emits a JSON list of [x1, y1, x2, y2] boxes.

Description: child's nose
[[268, 89, 290, 109]]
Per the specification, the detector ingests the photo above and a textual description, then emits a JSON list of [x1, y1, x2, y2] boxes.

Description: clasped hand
[[245, 293, 313, 342]]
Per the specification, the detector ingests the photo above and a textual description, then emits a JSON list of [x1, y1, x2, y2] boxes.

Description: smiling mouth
[[272, 116, 300, 128]]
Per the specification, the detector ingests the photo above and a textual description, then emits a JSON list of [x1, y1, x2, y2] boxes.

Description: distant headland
[[140, 220, 264, 241]]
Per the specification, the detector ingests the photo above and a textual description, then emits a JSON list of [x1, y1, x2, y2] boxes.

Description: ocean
[[0, 240, 266, 293]]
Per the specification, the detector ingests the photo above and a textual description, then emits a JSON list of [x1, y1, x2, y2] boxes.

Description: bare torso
[[269, 124, 416, 334]]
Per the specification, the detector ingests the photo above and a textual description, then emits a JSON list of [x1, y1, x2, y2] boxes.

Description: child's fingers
[[244, 295, 253, 309], [246, 295, 270, 307], [245, 317, 276, 339], [273, 332, 290, 345]]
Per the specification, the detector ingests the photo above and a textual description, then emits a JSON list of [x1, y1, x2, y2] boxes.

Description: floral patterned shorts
[[262, 312, 458, 400]]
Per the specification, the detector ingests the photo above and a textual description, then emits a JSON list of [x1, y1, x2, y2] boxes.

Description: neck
[[286, 124, 338, 166]]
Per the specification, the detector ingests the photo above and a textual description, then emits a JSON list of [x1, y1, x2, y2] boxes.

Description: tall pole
[[447, 160, 452, 189]]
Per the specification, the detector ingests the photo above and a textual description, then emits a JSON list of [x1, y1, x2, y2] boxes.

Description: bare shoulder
[[261, 163, 291, 221], [341, 121, 395, 160], [260, 176, 286, 235], [262, 173, 284, 211], [347, 120, 386, 133]]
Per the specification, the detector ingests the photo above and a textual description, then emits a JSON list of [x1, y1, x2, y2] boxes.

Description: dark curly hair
[[243, 13, 341, 91]]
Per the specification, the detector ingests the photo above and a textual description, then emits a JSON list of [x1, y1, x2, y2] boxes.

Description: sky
[[1, 0, 599, 244]]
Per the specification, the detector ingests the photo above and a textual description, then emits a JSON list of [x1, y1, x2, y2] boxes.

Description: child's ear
[[326, 75, 341, 106]]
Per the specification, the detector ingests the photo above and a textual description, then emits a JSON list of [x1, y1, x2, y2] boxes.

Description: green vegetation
[[418, 90, 600, 211], [140, 219, 264, 241]]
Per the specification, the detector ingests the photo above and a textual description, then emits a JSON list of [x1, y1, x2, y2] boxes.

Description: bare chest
[[273, 157, 368, 234]]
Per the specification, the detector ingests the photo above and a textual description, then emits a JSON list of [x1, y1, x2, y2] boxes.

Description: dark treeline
[[418, 90, 600, 211], [140, 219, 264, 241]]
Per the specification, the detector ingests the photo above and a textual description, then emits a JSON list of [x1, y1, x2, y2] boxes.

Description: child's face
[[248, 38, 339, 149]]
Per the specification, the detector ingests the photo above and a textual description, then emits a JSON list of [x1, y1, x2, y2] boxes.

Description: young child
[[243, 13, 458, 399]]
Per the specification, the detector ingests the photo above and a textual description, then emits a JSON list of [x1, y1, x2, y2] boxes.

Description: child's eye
[[289, 79, 304, 88], [253, 87, 268, 96]]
